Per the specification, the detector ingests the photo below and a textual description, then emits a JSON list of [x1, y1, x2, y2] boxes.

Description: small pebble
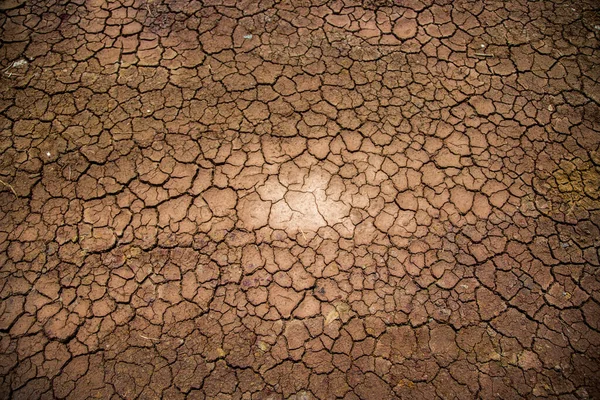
[[13, 59, 28, 67]]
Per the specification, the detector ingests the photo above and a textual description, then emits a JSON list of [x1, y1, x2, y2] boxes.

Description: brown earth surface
[[1, 0, 600, 398]]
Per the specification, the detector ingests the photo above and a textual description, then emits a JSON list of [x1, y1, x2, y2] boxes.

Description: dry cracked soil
[[1, 0, 600, 399]]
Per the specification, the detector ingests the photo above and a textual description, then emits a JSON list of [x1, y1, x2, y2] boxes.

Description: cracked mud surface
[[1, 0, 600, 398]]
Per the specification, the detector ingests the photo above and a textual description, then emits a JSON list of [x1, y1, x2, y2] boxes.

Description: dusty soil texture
[[1, 0, 600, 398]]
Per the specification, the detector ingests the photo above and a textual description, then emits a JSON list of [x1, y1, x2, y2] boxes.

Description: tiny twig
[[0, 179, 17, 197], [473, 53, 495, 58], [139, 333, 161, 342], [2, 63, 13, 73], [299, 227, 308, 241]]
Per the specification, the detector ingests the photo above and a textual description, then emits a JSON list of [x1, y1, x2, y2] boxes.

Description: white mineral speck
[[13, 59, 28, 67]]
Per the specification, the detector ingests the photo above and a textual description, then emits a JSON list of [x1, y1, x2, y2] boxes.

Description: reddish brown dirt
[[1, 0, 600, 399]]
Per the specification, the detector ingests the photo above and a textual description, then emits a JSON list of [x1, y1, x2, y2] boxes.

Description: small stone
[[12, 59, 27, 67]]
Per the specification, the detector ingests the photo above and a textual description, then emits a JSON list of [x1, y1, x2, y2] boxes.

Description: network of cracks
[[1, 0, 600, 399]]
